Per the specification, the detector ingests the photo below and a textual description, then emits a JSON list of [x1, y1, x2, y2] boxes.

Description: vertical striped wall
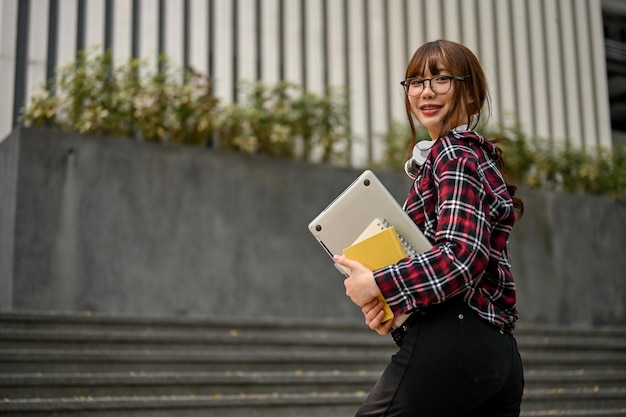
[[0, 0, 613, 165]]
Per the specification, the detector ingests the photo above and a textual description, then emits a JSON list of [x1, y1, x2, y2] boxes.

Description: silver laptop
[[308, 170, 432, 276]]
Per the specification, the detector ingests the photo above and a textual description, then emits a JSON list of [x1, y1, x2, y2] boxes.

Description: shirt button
[[458, 314, 464, 320]]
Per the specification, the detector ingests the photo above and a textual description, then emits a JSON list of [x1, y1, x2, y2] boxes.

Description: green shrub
[[214, 81, 350, 164], [379, 122, 626, 200], [22, 49, 351, 164], [493, 126, 626, 200], [21, 49, 625, 199], [22, 49, 219, 146]]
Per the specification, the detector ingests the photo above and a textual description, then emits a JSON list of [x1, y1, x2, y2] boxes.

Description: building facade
[[1, 0, 624, 165]]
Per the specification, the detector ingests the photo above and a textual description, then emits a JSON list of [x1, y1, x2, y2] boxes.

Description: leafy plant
[[22, 50, 351, 164], [378, 121, 626, 200], [214, 81, 350, 164], [21, 49, 626, 199], [22, 49, 219, 146]]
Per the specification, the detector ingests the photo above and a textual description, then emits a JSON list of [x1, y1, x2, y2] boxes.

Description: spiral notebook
[[351, 217, 419, 256]]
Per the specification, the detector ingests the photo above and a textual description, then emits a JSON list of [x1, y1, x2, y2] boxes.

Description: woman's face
[[407, 66, 466, 139]]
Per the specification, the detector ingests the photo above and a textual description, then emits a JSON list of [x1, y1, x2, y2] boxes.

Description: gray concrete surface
[[1, 127, 625, 326]]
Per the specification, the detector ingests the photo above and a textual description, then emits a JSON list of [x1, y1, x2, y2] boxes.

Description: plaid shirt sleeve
[[374, 132, 518, 331]]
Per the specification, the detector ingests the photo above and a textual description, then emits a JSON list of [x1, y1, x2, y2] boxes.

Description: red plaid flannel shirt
[[374, 130, 519, 331]]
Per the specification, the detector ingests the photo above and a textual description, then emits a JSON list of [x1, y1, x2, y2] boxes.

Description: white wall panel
[[304, 0, 324, 94], [477, 0, 499, 127], [495, 0, 516, 128], [113, 0, 133, 65], [213, 0, 234, 102], [25, 0, 49, 111], [544, 0, 567, 142], [163, 0, 184, 70], [424, 0, 443, 41], [56, 0, 78, 68], [283, 0, 303, 86], [84, 0, 105, 52], [259, 0, 279, 83], [188, 0, 209, 75], [325, 0, 346, 89], [443, 0, 462, 43], [0, 0, 18, 140], [367, 0, 388, 162], [559, 0, 584, 147], [527, 0, 551, 139], [406, 0, 425, 56], [459, 0, 479, 56], [347, 0, 368, 165], [237, 0, 258, 85], [138, 0, 159, 74], [0, 0, 617, 157], [511, 0, 534, 138], [387, 0, 408, 125], [574, 0, 598, 148]]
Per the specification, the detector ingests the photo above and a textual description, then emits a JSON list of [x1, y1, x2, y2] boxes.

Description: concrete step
[[0, 311, 367, 333], [520, 350, 626, 371], [2, 328, 625, 355], [1, 347, 624, 373], [0, 391, 625, 417], [521, 411, 626, 417], [1, 369, 625, 399], [0, 348, 391, 373], [0, 371, 378, 399], [2, 311, 625, 340], [1, 311, 625, 416], [0, 393, 366, 417], [521, 387, 626, 411], [0, 328, 390, 350], [524, 369, 626, 388]]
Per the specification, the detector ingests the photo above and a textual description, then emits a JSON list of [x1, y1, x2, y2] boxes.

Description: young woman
[[334, 39, 525, 416]]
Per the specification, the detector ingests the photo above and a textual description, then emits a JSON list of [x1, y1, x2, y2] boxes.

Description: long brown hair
[[404, 40, 523, 218]]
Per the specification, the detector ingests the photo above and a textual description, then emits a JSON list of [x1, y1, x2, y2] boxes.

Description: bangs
[[406, 42, 450, 78]]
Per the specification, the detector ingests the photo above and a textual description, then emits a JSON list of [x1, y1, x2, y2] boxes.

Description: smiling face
[[403, 40, 489, 140], [408, 68, 463, 139]]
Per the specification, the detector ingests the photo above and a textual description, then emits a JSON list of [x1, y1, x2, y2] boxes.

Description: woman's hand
[[361, 299, 395, 335], [333, 255, 382, 307]]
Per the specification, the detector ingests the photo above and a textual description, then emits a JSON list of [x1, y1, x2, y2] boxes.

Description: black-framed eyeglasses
[[400, 75, 471, 96]]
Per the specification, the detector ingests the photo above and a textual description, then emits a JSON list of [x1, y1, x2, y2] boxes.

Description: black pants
[[355, 300, 524, 417]]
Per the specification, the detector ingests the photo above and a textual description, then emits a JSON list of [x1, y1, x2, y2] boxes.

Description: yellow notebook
[[343, 224, 412, 322]]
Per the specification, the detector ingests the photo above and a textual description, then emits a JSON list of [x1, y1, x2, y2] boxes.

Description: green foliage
[[22, 50, 625, 199], [379, 122, 626, 200], [22, 49, 218, 146], [493, 126, 626, 200], [214, 81, 350, 164], [22, 49, 351, 164]]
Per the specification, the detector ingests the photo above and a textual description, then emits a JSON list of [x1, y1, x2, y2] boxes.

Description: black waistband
[[391, 298, 466, 347]]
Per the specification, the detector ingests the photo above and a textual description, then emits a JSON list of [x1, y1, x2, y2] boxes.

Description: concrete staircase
[[0, 311, 625, 417]]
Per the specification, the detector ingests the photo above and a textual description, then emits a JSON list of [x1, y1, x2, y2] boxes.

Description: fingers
[[361, 298, 380, 315], [363, 300, 385, 327], [361, 299, 395, 335], [333, 254, 358, 270], [377, 316, 395, 335]]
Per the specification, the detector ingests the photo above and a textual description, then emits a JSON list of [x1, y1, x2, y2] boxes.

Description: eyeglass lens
[[404, 76, 453, 96]]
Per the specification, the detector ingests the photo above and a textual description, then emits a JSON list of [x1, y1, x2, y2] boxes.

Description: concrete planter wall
[[1, 127, 625, 326]]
